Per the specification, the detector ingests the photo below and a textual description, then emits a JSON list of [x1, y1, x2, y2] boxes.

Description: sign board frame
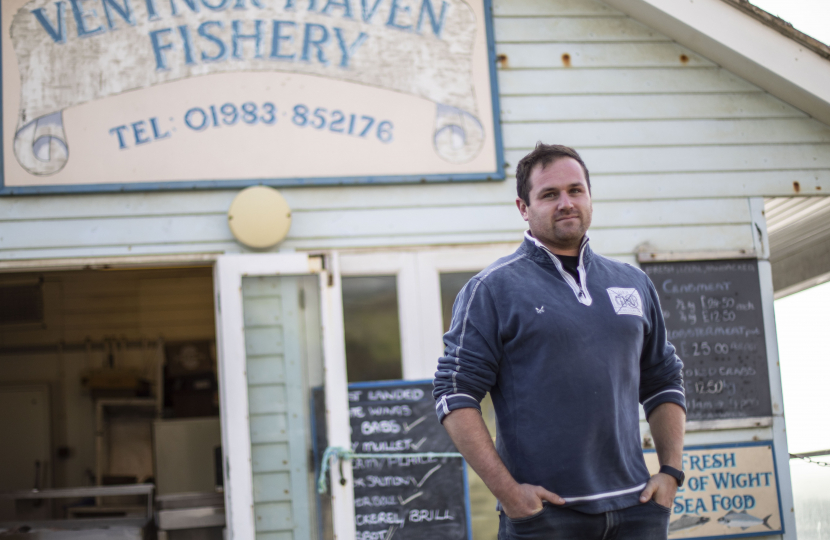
[[0, 0, 505, 195], [312, 378, 473, 540], [644, 441, 785, 540], [640, 258, 773, 423]]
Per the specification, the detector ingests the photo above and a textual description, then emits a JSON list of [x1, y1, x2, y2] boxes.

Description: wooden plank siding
[[0, 267, 215, 348], [241, 276, 317, 540], [1, 0, 829, 262]]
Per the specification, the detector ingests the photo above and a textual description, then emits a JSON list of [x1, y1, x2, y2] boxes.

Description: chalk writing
[[355, 512, 405, 526], [662, 280, 731, 294], [356, 495, 398, 507], [408, 509, 454, 522], [685, 367, 757, 378], [355, 530, 392, 540], [356, 531, 395, 540], [368, 388, 424, 401], [646, 263, 756, 275], [643, 259, 771, 421], [361, 438, 423, 452], [348, 381, 469, 540], [362, 420, 403, 435], [364, 475, 417, 488], [368, 405, 413, 417], [353, 456, 439, 470], [403, 415, 427, 433]]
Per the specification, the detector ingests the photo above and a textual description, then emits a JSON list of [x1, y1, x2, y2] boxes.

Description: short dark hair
[[516, 143, 590, 205]]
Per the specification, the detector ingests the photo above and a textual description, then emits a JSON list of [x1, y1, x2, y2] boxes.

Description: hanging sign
[[1, 0, 503, 194], [644, 442, 784, 540]]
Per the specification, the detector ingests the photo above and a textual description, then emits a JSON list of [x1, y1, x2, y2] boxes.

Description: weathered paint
[[6, 0, 495, 179], [238, 274, 322, 539]]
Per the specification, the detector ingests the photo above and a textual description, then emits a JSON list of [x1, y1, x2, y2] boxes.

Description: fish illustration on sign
[[668, 515, 710, 534], [717, 511, 773, 530]]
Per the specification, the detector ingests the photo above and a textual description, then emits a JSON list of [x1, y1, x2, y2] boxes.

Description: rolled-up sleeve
[[433, 278, 502, 423], [639, 279, 686, 419]]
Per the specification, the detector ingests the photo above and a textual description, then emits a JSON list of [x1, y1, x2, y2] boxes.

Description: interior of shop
[[0, 266, 223, 539]]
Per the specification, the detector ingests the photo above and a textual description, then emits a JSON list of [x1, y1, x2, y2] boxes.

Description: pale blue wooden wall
[[1, 0, 829, 262]]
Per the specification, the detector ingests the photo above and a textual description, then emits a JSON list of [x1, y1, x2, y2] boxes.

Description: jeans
[[498, 500, 671, 540]]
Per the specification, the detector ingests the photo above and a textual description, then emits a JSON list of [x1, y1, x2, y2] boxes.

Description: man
[[433, 143, 686, 539]]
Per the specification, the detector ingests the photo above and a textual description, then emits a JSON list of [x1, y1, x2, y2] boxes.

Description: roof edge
[[602, 0, 830, 127], [720, 0, 830, 61]]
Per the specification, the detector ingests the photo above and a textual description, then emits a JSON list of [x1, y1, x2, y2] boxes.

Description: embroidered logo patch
[[606, 288, 643, 316], [535, 306, 545, 314]]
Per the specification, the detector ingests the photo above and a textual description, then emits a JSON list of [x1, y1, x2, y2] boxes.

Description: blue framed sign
[[0, 0, 504, 195], [644, 441, 784, 540]]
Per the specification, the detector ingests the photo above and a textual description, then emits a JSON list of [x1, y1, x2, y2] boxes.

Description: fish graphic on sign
[[717, 511, 773, 530], [668, 515, 710, 534]]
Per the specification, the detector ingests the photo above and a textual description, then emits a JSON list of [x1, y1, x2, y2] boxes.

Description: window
[[440, 271, 479, 333], [341, 276, 402, 382]]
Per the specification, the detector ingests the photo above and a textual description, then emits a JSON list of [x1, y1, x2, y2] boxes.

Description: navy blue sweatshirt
[[433, 234, 685, 514]]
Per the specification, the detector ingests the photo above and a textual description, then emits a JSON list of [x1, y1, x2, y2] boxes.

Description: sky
[[749, 0, 830, 45], [774, 281, 830, 456], [774, 281, 830, 514]]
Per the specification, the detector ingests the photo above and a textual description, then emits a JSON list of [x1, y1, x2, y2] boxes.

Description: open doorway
[[0, 266, 223, 538]]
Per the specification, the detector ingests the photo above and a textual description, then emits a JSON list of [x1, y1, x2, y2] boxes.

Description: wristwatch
[[659, 465, 685, 487]]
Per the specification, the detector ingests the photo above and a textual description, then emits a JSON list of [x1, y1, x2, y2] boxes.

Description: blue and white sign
[[1, 0, 503, 193], [644, 442, 784, 540]]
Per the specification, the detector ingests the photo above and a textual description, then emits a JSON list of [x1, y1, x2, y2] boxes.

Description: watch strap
[[659, 465, 685, 487]]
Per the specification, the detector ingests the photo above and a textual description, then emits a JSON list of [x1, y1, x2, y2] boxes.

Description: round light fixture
[[227, 186, 292, 249]]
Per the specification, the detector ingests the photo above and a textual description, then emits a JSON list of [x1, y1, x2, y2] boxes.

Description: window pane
[[342, 276, 402, 382], [440, 272, 478, 333]]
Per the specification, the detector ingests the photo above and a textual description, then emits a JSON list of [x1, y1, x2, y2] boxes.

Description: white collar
[[524, 230, 589, 255]]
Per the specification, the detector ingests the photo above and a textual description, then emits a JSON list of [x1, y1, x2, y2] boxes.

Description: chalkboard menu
[[313, 381, 471, 540], [641, 260, 772, 421]]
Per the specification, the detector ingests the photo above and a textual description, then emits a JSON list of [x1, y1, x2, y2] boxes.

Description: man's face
[[516, 157, 593, 256]]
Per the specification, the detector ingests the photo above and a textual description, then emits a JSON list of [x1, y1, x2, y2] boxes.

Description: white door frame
[[214, 252, 354, 540], [340, 244, 518, 380]]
